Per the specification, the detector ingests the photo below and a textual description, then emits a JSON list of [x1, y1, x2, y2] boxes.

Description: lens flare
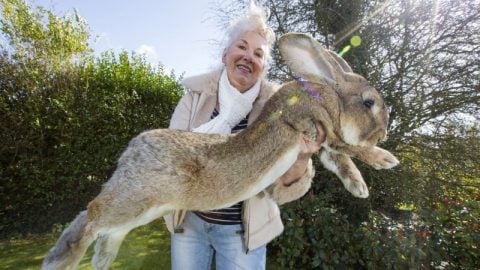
[[288, 95, 299, 105], [338, 35, 362, 57], [339, 45, 351, 57], [350, 35, 362, 47]]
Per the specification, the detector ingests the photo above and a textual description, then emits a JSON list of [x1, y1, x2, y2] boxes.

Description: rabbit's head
[[279, 33, 389, 147]]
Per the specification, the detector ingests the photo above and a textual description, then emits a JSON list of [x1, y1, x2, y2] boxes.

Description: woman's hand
[[280, 122, 325, 186]]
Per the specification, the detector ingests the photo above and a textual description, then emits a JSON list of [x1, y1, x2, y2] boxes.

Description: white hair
[[223, 1, 275, 66]]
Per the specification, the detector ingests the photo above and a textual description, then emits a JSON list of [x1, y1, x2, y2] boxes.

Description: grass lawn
[[1, 220, 284, 269], [0, 220, 171, 269]]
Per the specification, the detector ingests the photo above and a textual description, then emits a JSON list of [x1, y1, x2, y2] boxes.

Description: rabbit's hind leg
[[42, 211, 96, 270], [91, 203, 174, 270], [92, 229, 129, 270]]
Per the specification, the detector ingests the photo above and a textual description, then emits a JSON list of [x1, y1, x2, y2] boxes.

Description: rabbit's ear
[[327, 50, 353, 73], [327, 50, 368, 83], [279, 33, 342, 85]]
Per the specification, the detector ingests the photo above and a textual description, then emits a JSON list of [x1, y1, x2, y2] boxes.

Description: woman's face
[[223, 31, 268, 93]]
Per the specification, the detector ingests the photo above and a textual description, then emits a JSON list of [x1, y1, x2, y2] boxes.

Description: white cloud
[[136, 44, 159, 63]]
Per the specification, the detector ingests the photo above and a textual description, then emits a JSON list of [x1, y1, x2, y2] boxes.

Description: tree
[[250, 0, 479, 210], [0, 0, 90, 68]]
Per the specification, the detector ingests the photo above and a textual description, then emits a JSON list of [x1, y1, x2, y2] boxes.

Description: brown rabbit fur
[[42, 33, 399, 270]]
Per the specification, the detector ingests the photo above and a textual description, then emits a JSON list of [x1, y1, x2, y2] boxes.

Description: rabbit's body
[[42, 33, 399, 270], [91, 126, 302, 216]]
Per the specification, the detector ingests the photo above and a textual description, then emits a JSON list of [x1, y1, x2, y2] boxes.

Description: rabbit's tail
[[42, 210, 96, 270]]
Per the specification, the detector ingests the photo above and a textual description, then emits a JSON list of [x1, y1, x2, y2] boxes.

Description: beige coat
[[164, 69, 314, 250]]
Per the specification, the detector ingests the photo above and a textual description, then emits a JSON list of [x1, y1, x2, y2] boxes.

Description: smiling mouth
[[237, 64, 251, 73]]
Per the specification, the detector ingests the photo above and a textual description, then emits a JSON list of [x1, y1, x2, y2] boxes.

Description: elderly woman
[[165, 3, 324, 269]]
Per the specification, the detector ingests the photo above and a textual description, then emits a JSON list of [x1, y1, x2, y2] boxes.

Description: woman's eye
[[238, 45, 246, 50], [255, 52, 263, 58]]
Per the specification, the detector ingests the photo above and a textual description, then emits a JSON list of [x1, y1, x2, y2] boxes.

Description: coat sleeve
[[169, 90, 194, 131], [164, 91, 194, 233], [265, 158, 315, 205]]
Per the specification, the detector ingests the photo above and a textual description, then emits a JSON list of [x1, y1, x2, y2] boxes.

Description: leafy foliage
[[0, 0, 183, 237], [0, 50, 183, 237], [0, 0, 90, 67], [272, 193, 479, 270]]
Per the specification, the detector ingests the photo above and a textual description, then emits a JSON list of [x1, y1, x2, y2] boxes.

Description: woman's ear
[[222, 48, 227, 64]]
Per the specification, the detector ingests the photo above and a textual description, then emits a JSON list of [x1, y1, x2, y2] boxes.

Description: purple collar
[[292, 75, 323, 101]]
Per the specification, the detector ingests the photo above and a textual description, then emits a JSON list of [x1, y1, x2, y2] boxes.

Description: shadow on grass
[[0, 220, 171, 270]]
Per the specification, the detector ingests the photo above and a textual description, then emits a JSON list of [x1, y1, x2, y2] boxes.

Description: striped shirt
[[194, 108, 248, 225]]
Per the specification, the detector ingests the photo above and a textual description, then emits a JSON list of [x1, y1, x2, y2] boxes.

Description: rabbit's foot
[[320, 150, 370, 198], [363, 147, 400, 170], [342, 176, 369, 198]]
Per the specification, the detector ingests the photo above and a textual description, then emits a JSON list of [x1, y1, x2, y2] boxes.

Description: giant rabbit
[[42, 33, 399, 270]]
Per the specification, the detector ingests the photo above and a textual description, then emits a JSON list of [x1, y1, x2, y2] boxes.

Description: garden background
[[0, 0, 478, 269]]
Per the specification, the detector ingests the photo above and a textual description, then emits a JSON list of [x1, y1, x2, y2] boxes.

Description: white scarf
[[193, 68, 261, 134]]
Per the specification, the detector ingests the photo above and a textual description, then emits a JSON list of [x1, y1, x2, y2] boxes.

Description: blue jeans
[[171, 211, 266, 270]]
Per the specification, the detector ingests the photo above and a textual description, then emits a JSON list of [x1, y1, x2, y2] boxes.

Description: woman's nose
[[242, 50, 253, 62]]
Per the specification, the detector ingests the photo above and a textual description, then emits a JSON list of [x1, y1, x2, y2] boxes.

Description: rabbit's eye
[[363, 99, 375, 109]]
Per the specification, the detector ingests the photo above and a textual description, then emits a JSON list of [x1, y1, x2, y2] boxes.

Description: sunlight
[[423, 0, 441, 68], [335, 0, 442, 60], [333, 0, 393, 47]]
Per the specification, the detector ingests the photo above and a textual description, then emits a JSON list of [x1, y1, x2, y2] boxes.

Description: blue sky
[[30, 0, 233, 76]]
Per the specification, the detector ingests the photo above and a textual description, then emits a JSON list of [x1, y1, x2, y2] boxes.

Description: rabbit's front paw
[[366, 147, 400, 170], [344, 177, 369, 198]]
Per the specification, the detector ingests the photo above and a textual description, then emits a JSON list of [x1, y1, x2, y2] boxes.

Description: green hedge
[[0, 51, 183, 238], [270, 192, 479, 270]]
